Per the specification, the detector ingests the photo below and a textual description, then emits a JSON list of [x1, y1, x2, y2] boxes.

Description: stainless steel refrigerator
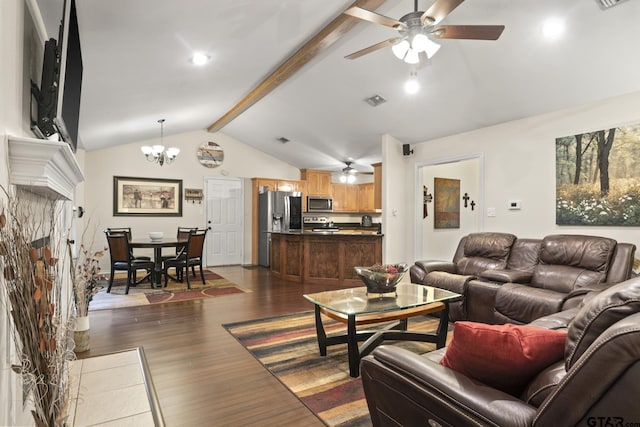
[[258, 190, 302, 267]]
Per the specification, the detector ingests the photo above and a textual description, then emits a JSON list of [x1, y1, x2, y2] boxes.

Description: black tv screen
[[54, 0, 83, 152]]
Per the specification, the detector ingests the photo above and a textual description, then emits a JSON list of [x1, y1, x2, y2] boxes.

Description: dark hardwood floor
[[78, 266, 351, 426]]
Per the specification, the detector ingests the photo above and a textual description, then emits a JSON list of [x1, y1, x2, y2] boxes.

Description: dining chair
[[105, 232, 155, 294], [161, 226, 198, 274], [163, 229, 207, 289], [106, 227, 151, 261]]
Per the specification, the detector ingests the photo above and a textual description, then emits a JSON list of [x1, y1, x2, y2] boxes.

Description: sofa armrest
[[361, 346, 537, 427], [562, 281, 615, 310], [479, 269, 533, 284], [415, 260, 456, 274]]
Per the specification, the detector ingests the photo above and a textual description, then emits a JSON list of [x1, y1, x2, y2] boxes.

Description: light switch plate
[[487, 207, 496, 217]]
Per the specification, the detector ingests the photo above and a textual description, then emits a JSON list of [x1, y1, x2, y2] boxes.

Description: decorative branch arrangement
[[69, 224, 105, 318], [0, 187, 73, 427]]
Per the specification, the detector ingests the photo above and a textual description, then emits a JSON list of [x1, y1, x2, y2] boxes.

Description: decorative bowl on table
[[355, 263, 409, 295], [149, 231, 164, 242]]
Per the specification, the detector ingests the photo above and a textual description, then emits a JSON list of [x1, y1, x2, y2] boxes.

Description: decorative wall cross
[[470, 200, 476, 211], [423, 186, 433, 218], [462, 192, 470, 208]]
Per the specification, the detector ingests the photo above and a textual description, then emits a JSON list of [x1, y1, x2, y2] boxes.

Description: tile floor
[[69, 348, 161, 426]]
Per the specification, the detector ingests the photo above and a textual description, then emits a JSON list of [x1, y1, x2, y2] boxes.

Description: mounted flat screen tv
[[36, 0, 82, 152]]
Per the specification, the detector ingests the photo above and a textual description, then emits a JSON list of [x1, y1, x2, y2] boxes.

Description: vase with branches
[[69, 225, 105, 352], [0, 187, 73, 426]]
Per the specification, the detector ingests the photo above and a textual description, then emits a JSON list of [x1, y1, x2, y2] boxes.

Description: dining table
[[130, 238, 187, 287]]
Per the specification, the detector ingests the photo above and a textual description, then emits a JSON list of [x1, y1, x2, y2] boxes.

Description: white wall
[[384, 91, 640, 262], [83, 129, 301, 266], [419, 158, 481, 260], [381, 134, 410, 264]]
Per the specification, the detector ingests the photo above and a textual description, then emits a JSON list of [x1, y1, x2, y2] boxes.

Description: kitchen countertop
[[272, 230, 383, 236]]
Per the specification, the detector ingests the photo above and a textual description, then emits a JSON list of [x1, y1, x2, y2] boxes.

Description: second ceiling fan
[[344, 0, 505, 63]]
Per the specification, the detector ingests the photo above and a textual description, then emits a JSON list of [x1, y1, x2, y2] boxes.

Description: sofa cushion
[[440, 322, 567, 396], [506, 238, 541, 272], [531, 235, 616, 293], [455, 232, 516, 275], [494, 283, 566, 324], [565, 276, 640, 369]]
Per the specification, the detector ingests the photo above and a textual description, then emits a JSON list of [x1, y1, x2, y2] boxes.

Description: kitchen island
[[270, 231, 383, 285]]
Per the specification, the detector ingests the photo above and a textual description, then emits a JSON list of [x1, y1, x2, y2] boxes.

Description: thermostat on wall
[[508, 200, 522, 210]]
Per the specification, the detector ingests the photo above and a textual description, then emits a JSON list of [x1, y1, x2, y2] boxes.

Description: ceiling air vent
[[276, 136, 290, 144], [596, 0, 628, 9], [365, 94, 386, 107]]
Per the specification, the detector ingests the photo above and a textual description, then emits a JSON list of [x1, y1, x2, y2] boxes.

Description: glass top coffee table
[[304, 283, 461, 377]]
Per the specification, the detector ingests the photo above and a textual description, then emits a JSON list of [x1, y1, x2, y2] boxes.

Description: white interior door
[[205, 178, 243, 266]]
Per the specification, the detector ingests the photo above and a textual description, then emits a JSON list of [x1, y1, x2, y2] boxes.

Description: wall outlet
[[487, 207, 496, 217]]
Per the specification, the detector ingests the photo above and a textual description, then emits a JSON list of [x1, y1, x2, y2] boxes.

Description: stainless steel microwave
[[307, 196, 333, 212]]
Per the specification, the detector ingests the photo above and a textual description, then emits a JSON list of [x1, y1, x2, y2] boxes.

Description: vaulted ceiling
[[37, 0, 640, 174]]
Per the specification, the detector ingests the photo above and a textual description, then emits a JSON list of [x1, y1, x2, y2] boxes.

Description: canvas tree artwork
[[556, 122, 640, 226]]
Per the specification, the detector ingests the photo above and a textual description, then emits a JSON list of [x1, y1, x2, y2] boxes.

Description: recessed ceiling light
[[404, 72, 420, 95], [191, 52, 210, 66], [541, 17, 565, 39]]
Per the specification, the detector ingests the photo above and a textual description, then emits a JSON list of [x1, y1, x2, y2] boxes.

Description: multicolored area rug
[[224, 311, 444, 426], [89, 270, 249, 311]]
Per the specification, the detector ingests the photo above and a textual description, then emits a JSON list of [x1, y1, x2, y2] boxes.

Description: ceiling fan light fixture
[[339, 174, 347, 183], [392, 39, 410, 59], [411, 33, 429, 51], [423, 38, 441, 58], [347, 174, 356, 184], [404, 48, 420, 64]]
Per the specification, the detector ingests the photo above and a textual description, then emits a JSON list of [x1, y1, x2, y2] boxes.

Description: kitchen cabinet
[[331, 183, 359, 212], [358, 183, 375, 212], [270, 232, 383, 285], [301, 169, 332, 196]]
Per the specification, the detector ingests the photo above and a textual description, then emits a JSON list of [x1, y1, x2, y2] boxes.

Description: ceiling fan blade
[[431, 25, 505, 40], [345, 37, 400, 60], [344, 6, 404, 29], [421, 0, 465, 25]]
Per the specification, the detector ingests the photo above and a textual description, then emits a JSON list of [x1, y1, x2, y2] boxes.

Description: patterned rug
[[224, 311, 446, 426], [89, 270, 249, 311]]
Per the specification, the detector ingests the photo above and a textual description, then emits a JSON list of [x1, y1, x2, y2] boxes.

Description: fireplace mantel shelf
[[7, 136, 84, 201]]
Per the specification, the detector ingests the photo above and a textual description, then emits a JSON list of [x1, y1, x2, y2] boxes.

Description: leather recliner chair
[[360, 277, 640, 427]]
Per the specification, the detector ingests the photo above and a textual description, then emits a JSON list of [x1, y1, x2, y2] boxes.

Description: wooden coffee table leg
[[314, 305, 327, 356], [347, 314, 359, 377]]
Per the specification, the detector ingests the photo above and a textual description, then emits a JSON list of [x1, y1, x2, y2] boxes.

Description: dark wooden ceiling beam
[[207, 0, 387, 133]]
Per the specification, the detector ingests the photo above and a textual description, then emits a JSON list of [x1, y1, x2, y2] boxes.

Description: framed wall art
[[113, 176, 183, 216], [434, 177, 460, 229], [556, 122, 640, 226]]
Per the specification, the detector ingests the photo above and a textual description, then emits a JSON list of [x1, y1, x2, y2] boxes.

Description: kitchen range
[[303, 216, 339, 232]]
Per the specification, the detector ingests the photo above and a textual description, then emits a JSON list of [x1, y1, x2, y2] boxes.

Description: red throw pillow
[[440, 322, 567, 395]]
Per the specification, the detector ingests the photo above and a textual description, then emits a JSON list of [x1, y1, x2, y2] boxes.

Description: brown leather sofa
[[361, 277, 640, 426], [410, 233, 636, 324]]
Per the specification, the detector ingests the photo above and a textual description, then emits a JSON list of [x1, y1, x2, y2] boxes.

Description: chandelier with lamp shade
[[140, 119, 180, 166]]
